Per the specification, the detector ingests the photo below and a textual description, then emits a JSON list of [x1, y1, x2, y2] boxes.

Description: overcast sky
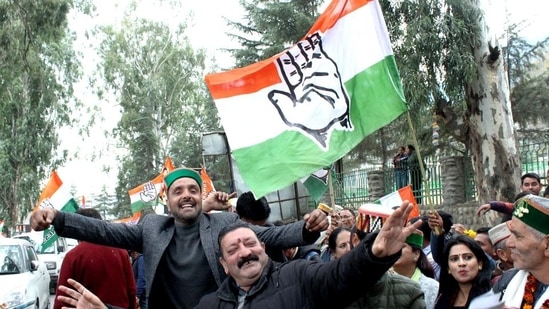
[[57, 0, 549, 203]]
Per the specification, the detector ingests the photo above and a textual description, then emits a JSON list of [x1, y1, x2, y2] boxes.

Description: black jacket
[[195, 233, 399, 309]]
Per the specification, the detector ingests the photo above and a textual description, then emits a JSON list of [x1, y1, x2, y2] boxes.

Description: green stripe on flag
[[234, 56, 407, 198], [39, 198, 79, 253]]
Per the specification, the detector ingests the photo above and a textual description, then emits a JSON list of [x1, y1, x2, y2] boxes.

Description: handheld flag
[[205, 0, 407, 197], [374, 185, 420, 218], [128, 174, 164, 214], [34, 171, 79, 252], [301, 166, 336, 203], [200, 167, 216, 199], [128, 157, 176, 214], [357, 185, 420, 232]]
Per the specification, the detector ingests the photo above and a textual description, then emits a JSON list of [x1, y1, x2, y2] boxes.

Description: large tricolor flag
[[33, 171, 79, 252], [205, 0, 407, 197]]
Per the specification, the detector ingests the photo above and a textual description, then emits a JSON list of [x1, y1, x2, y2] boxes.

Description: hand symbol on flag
[[268, 32, 352, 149], [139, 181, 157, 203]]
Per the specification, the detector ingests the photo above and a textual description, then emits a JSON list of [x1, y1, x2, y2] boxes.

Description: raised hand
[[30, 208, 57, 231], [303, 209, 329, 232]]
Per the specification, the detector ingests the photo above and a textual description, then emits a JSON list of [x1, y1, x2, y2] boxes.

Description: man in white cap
[[493, 195, 549, 308], [488, 222, 513, 281]]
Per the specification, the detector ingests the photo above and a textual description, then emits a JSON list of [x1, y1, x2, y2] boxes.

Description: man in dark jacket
[[32, 167, 328, 309], [196, 201, 422, 309]]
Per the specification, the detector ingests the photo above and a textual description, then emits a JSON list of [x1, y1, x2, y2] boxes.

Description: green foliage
[[97, 16, 221, 218], [0, 0, 85, 227], [226, 0, 322, 67]]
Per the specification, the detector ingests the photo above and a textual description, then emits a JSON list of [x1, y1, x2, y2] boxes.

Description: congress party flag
[[34, 171, 79, 252], [128, 157, 175, 214], [128, 174, 164, 214], [301, 166, 337, 204], [205, 0, 407, 197]]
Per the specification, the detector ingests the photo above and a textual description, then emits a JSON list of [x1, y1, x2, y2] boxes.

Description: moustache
[[237, 255, 259, 268]]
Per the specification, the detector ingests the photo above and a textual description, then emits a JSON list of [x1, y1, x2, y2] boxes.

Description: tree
[[378, 0, 523, 202], [97, 15, 221, 217], [91, 185, 117, 220], [226, 0, 323, 67], [228, 0, 547, 203], [0, 0, 87, 230]]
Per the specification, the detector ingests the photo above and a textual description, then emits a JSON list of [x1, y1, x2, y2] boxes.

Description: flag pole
[[405, 112, 441, 232], [328, 167, 336, 208]]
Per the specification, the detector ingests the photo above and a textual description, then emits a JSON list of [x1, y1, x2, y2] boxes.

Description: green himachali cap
[[513, 195, 549, 235], [164, 168, 203, 190], [405, 230, 424, 248]]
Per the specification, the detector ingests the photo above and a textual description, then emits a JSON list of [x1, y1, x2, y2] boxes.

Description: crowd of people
[[30, 168, 549, 308]]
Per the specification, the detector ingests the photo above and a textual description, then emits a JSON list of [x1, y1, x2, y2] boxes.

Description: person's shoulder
[[207, 211, 239, 223], [388, 272, 422, 290]]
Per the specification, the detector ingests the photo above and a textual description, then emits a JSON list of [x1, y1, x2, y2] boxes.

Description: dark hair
[[435, 235, 492, 309], [407, 144, 415, 152], [236, 191, 271, 221], [409, 216, 430, 243], [521, 172, 540, 184], [437, 210, 454, 234], [514, 191, 533, 201], [410, 244, 435, 279], [340, 208, 355, 217], [500, 191, 535, 223], [217, 222, 253, 253], [544, 187, 549, 198], [76, 208, 102, 220], [328, 227, 352, 251]]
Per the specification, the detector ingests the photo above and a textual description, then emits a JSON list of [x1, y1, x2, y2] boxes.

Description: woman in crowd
[[392, 230, 439, 309], [327, 226, 353, 259], [434, 235, 492, 309], [338, 227, 426, 309]]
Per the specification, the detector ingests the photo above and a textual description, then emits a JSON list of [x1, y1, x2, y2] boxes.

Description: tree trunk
[[465, 33, 521, 203]]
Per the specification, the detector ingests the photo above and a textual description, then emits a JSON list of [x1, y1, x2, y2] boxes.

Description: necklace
[[521, 273, 549, 309]]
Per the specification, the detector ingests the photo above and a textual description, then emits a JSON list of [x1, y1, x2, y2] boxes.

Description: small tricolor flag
[[128, 157, 175, 214], [33, 171, 79, 252], [357, 185, 420, 232]]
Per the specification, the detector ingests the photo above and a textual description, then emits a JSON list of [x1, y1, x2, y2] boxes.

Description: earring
[[478, 266, 482, 270], [413, 258, 417, 262], [448, 270, 451, 274]]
